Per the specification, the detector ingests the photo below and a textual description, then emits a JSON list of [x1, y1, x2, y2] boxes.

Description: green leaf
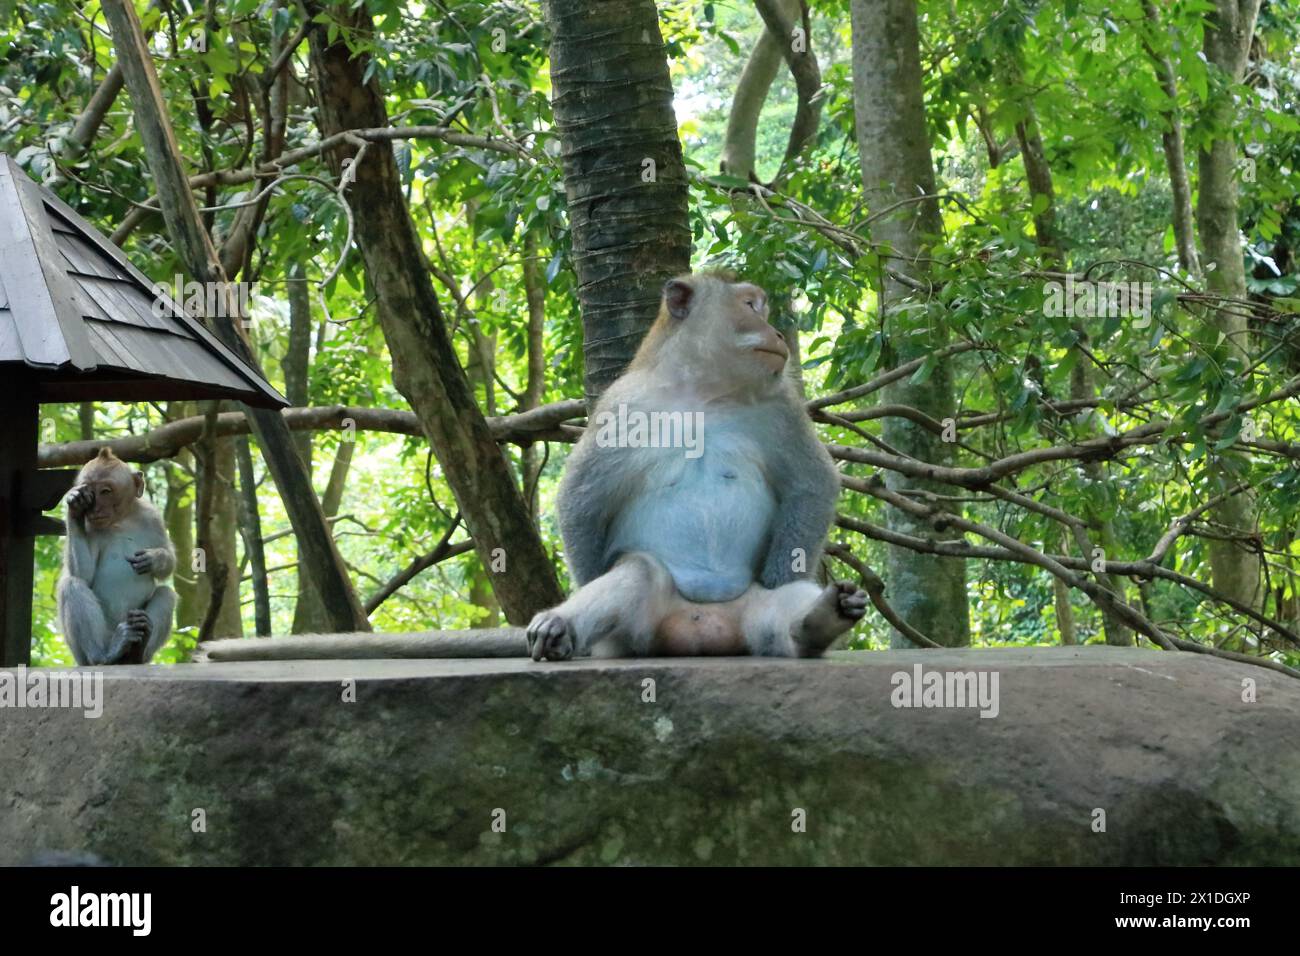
[[909, 354, 938, 385]]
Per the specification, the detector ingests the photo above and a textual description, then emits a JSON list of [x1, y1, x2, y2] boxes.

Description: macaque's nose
[[767, 325, 789, 358]]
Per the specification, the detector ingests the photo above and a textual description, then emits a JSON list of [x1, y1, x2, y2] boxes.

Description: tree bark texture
[[542, 0, 692, 403], [1197, 0, 1264, 617]]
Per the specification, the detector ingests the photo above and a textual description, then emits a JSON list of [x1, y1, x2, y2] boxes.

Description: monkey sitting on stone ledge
[[58, 448, 177, 665], [526, 271, 866, 660]]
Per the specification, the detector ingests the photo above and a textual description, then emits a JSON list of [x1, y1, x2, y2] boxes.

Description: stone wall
[[2, 646, 1297, 865]]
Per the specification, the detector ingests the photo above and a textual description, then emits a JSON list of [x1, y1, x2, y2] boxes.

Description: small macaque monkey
[[57, 448, 177, 665], [527, 272, 867, 661]]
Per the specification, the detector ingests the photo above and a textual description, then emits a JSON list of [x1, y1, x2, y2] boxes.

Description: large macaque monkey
[[58, 448, 177, 665], [527, 272, 866, 661]]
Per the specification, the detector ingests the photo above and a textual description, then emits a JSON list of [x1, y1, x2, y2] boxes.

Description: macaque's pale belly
[[605, 435, 776, 603], [91, 524, 156, 624]]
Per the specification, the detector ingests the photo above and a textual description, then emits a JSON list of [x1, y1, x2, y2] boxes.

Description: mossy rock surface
[[3, 646, 1297, 865]]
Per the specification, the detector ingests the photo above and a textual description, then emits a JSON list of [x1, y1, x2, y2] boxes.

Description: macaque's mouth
[[752, 347, 788, 377]]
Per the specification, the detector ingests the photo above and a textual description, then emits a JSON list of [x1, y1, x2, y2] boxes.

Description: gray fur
[[754, 393, 841, 588], [535, 274, 849, 661], [559, 374, 839, 592]]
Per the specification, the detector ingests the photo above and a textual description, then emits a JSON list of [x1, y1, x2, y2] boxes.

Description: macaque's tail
[[194, 629, 527, 662]]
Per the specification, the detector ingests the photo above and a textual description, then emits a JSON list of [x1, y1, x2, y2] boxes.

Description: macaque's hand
[[526, 610, 575, 662], [66, 485, 95, 520], [127, 550, 158, 575]]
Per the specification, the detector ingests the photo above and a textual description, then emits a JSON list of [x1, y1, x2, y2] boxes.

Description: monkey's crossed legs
[[527, 552, 867, 661], [58, 577, 176, 666]]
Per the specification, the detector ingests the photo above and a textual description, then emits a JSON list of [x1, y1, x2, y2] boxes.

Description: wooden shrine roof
[[0, 154, 286, 407]]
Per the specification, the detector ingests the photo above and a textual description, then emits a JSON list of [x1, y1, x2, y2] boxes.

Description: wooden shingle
[[0, 154, 286, 408]]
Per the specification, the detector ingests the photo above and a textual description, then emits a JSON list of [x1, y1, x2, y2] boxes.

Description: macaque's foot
[[127, 609, 153, 643], [101, 612, 150, 665], [526, 610, 575, 662], [127, 550, 156, 575], [793, 581, 868, 657], [66, 485, 95, 520], [832, 581, 869, 622]]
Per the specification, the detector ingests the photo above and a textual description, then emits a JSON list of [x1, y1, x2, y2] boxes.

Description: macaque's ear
[[663, 279, 694, 321], [132, 471, 145, 498]]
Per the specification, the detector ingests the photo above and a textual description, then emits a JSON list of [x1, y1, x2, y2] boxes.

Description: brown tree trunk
[[542, 0, 692, 404], [235, 436, 272, 636], [292, 440, 352, 634], [753, 0, 822, 174], [1053, 576, 1078, 646], [65, 65, 125, 155], [465, 230, 502, 628], [721, 0, 820, 182], [851, 0, 969, 647], [283, 260, 324, 633], [521, 233, 547, 521], [320, 442, 352, 519], [719, 9, 785, 180], [162, 403, 198, 630], [1141, 0, 1200, 273], [77, 403, 95, 441], [164, 450, 198, 631], [194, 413, 242, 639], [307, 2, 562, 623], [284, 262, 314, 467], [1197, 0, 1264, 620]]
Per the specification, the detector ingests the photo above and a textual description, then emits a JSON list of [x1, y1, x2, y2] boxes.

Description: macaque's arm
[[555, 434, 625, 587], [758, 407, 840, 588], [63, 486, 97, 581], [131, 506, 176, 579]]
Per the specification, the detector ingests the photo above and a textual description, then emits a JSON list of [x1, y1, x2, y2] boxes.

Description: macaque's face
[[721, 282, 788, 375], [662, 276, 790, 384], [77, 458, 144, 529]]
